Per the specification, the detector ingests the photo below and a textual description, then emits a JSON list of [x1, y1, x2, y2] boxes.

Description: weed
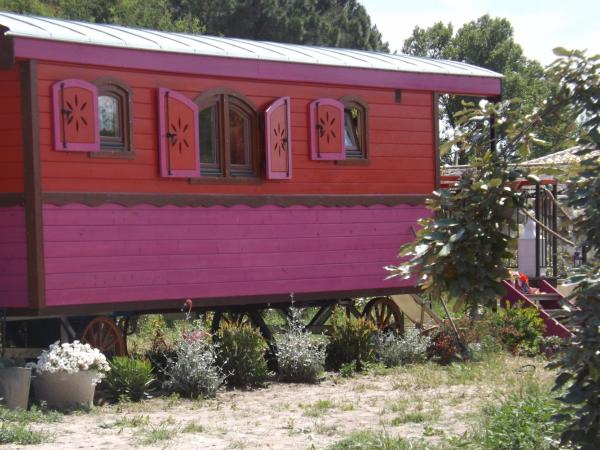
[[0, 405, 60, 445], [0, 423, 49, 445], [99, 414, 150, 429], [182, 422, 205, 433], [303, 399, 336, 417], [328, 429, 430, 450], [450, 388, 566, 450], [138, 425, 173, 445], [391, 412, 427, 425]]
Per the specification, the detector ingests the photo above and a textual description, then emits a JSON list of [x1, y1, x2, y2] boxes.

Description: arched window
[[195, 89, 260, 178], [340, 95, 368, 160], [94, 79, 133, 156]]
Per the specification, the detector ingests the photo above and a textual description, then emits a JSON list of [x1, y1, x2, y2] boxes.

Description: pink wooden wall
[[0, 206, 28, 307], [42, 203, 426, 306]]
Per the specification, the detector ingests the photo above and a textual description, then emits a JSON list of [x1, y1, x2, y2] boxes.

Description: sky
[[361, 0, 600, 64]]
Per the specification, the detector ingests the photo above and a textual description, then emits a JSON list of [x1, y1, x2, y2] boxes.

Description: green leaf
[[438, 243, 452, 257]]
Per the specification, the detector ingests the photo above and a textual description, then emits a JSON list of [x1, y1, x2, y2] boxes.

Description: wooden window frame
[[91, 78, 134, 159], [338, 95, 370, 166], [191, 88, 261, 183]]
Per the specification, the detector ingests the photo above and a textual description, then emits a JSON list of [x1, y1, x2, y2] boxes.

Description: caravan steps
[[502, 279, 575, 338]]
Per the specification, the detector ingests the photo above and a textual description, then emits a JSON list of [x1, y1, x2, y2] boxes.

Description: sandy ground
[[7, 356, 550, 450]]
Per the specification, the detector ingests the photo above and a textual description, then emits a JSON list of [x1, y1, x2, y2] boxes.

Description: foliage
[[217, 322, 270, 388], [427, 322, 464, 365], [452, 389, 565, 450], [386, 127, 525, 314], [402, 15, 568, 162], [0, 0, 387, 51], [552, 265, 600, 448], [373, 328, 431, 367], [275, 307, 325, 383], [325, 314, 377, 372], [543, 49, 600, 450], [491, 302, 546, 354], [103, 357, 155, 402], [163, 329, 224, 398]]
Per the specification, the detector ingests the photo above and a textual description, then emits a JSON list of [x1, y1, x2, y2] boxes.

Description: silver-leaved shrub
[[276, 307, 326, 383], [163, 329, 224, 398], [373, 328, 431, 367]]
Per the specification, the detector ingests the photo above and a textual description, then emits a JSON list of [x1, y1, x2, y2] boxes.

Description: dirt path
[[9, 355, 552, 449]]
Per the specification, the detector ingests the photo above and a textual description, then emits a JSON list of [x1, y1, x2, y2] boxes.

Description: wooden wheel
[[362, 297, 404, 333], [81, 316, 127, 357]]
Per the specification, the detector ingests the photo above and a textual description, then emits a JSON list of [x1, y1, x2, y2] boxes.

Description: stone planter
[[0, 367, 32, 410], [33, 370, 99, 410]]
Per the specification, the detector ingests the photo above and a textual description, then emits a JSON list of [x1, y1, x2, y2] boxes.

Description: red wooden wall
[[36, 62, 435, 195], [0, 66, 24, 193], [0, 206, 27, 307]]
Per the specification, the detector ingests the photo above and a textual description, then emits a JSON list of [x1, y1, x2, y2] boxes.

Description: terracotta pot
[[0, 367, 32, 410], [33, 370, 98, 410]]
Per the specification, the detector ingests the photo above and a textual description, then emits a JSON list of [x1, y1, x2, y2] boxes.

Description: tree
[[170, 0, 388, 51], [387, 48, 600, 447], [403, 15, 567, 162], [0, 0, 388, 51], [548, 50, 600, 449]]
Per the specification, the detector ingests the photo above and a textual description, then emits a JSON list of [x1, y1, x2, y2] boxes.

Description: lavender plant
[[373, 328, 431, 367], [275, 307, 326, 383], [163, 328, 224, 399]]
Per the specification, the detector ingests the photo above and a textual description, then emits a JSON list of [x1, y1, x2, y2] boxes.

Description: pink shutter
[[157, 88, 200, 178], [52, 79, 99, 152], [265, 96, 292, 180], [309, 98, 345, 160]]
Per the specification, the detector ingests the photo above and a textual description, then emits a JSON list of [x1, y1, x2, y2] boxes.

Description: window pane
[[229, 109, 250, 166], [99, 95, 120, 137], [199, 106, 219, 166], [344, 109, 359, 149]]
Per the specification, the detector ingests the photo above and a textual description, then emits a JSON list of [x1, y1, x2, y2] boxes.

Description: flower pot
[[33, 370, 99, 410], [0, 367, 32, 410]]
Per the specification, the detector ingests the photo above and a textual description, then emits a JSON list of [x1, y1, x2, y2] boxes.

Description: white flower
[[33, 340, 110, 378]]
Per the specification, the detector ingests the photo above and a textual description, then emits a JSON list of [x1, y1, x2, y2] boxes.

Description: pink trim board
[[14, 38, 503, 96], [42, 203, 428, 306]]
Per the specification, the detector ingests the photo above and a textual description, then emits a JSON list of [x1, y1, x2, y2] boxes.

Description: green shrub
[[492, 302, 545, 354], [427, 321, 464, 365], [103, 356, 155, 402], [325, 315, 377, 372], [217, 322, 270, 388], [163, 329, 224, 398], [276, 307, 326, 383]]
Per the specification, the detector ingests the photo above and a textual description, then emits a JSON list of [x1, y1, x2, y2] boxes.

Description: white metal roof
[[0, 11, 502, 79]]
